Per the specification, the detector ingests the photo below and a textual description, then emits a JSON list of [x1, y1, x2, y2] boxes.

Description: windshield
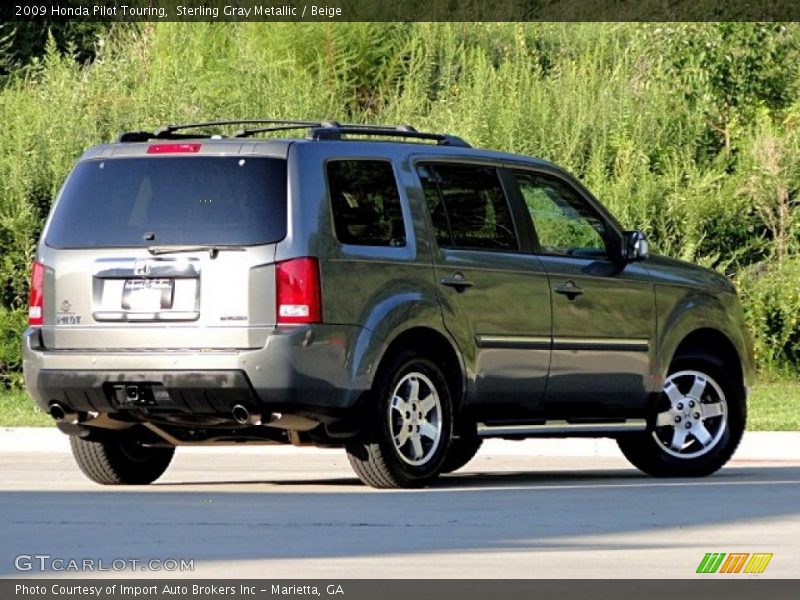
[[46, 156, 287, 248]]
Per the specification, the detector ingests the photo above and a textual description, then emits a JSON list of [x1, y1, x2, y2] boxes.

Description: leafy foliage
[[0, 21, 110, 81], [1, 22, 800, 377], [738, 258, 800, 370]]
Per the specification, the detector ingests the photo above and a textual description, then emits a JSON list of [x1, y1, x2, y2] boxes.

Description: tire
[[69, 432, 175, 485], [440, 437, 483, 474], [346, 351, 453, 488], [618, 357, 745, 477]]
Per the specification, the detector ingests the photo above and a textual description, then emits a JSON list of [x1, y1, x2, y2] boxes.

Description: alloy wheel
[[652, 370, 728, 459], [388, 372, 443, 466]]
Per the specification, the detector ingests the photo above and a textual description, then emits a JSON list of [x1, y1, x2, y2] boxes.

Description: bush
[[0, 307, 25, 389], [738, 259, 800, 371], [1, 22, 800, 377]]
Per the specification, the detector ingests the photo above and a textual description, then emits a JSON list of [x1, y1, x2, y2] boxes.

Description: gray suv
[[22, 120, 754, 488]]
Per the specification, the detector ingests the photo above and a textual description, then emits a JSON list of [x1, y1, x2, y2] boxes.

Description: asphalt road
[[0, 446, 798, 579]]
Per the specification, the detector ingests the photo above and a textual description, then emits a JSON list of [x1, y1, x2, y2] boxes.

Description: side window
[[327, 160, 406, 247], [514, 171, 608, 257], [417, 163, 518, 252], [416, 165, 452, 248]]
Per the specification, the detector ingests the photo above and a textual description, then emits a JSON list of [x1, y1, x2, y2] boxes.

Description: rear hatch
[[39, 149, 287, 350]]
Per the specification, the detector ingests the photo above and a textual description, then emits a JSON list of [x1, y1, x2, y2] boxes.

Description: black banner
[[4, 0, 800, 23], [4, 580, 800, 600]]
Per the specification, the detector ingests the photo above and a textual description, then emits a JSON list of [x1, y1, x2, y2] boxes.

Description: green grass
[[748, 378, 800, 431], [1, 378, 797, 429], [0, 388, 52, 427]]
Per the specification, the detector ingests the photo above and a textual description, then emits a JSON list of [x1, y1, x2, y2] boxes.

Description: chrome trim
[[93, 257, 201, 278], [475, 334, 551, 350], [552, 337, 650, 352], [476, 419, 647, 437], [475, 335, 650, 352]]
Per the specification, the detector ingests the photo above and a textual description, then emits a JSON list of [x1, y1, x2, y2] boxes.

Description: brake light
[[276, 258, 322, 324], [28, 261, 45, 326], [146, 143, 201, 154]]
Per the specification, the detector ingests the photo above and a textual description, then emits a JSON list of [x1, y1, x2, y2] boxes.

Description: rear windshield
[[46, 157, 287, 248]]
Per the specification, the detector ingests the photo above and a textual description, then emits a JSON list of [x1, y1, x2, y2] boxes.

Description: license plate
[[122, 279, 174, 311]]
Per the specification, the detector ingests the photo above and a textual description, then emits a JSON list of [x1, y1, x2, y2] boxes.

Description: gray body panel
[[433, 248, 551, 421], [539, 256, 655, 419]]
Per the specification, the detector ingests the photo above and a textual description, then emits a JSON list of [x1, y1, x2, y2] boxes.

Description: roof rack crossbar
[[117, 120, 328, 143], [308, 127, 471, 147], [232, 124, 328, 138], [154, 119, 325, 137]]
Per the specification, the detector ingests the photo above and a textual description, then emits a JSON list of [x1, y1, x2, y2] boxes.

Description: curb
[[1, 427, 798, 460]]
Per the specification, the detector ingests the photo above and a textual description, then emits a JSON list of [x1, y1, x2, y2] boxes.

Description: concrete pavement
[[0, 431, 798, 579]]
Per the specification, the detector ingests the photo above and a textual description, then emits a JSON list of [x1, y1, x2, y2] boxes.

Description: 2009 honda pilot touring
[[23, 119, 754, 488]]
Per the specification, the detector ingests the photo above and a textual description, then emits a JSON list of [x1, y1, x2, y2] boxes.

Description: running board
[[476, 419, 647, 437]]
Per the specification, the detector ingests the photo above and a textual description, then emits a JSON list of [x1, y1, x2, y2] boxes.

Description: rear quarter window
[[326, 160, 406, 247], [46, 156, 287, 248]]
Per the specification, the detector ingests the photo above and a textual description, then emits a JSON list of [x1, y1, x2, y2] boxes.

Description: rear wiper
[[146, 245, 247, 258]]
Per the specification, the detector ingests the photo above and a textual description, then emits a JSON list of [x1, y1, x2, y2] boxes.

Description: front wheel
[[70, 431, 175, 485], [346, 352, 453, 488], [618, 358, 745, 477]]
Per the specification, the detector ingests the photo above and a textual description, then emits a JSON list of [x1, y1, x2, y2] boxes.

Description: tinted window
[[46, 157, 287, 248], [327, 160, 406, 247], [514, 171, 607, 257], [418, 164, 518, 251], [417, 165, 452, 248]]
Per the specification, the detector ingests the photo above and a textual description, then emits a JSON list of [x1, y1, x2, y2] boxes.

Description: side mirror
[[623, 230, 649, 262]]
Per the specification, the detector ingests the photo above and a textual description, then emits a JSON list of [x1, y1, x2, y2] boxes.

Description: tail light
[[276, 257, 322, 324], [28, 261, 45, 326]]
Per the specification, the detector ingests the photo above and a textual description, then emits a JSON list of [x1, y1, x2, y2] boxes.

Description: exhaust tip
[[232, 404, 261, 426], [49, 403, 79, 424], [49, 404, 65, 420]]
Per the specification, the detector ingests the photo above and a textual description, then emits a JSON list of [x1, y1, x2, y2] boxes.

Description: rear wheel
[[440, 437, 483, 474], [618, 357, 745, 477], [69, 431, 175, 485], [346, 352, 453, 488]]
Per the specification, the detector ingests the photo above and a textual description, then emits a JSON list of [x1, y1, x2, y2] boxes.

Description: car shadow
[[150, 468, 648, 488]]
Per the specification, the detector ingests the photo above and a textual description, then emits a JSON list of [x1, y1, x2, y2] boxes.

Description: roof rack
[[307, 125, 469, 147], [116, 119, 471, 147], [117, 119, 321, 142]]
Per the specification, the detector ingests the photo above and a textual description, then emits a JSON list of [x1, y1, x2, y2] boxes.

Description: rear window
[[46, 157, 287, 248]]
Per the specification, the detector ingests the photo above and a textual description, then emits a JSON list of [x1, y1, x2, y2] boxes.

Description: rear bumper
[[22, 323, 374, 422], [33, 369, 257, 416]]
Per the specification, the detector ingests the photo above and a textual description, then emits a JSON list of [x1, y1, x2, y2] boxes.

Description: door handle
[[441, 272, 474, 291], [554, 280, 584, 300]]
